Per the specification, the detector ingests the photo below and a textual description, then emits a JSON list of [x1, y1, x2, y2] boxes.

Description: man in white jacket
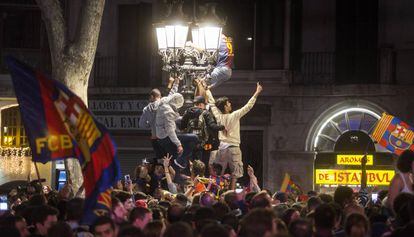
[[205, 82, 263, 190], [155, 93, 198, 171], [139, 78, 178, 159]]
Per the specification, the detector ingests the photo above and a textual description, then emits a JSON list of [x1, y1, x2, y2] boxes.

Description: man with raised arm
[[139, 77, 179, 159], [205, 82, 263, 190]]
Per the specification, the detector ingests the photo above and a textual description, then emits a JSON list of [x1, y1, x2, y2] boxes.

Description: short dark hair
[[334, 186, 354, 207], [47, 221, 73, 237], [129, 207, 152, 222], [397, 150, 414, 173], [344, 213, 369, 236], [150, 88, 161, 98], [200, 223, 228, 237], [239, 208, 277, 237], [314, 203, 336, 229], [288, 218, 312, 237], [31, 205, 59, 225], [215, 97, 229, 113], [164, 221, 193, 237], [92, 216, 115, 233], [250, 191, 271, 209], [66, 198, 84, 221], [212, 163, 223, 175], [167, 204, 185, 223]]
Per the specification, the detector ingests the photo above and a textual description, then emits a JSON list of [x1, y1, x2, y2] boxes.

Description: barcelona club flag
[[280, 173, 303, 195], [371, 113, 414, 156], [5, 56, 121, 225]]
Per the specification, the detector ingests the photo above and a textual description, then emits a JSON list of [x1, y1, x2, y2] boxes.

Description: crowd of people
[[0, 149, 413, 237]]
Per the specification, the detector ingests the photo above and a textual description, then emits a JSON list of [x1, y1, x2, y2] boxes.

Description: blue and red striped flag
[[5, 56, 121, 225], [280, 173, 303, 195], [371, 113, 414, 155]]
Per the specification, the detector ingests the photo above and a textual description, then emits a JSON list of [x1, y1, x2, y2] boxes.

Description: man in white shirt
[[205, 82, 263, 189]]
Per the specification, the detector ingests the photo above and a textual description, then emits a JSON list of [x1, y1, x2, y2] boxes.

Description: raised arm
[[168, 77, 180, 96], [205, 89, 222, 119], [231, 82, 263, 119]]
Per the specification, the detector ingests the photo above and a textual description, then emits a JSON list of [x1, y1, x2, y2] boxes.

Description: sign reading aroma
[[336, 154, 374, 165]]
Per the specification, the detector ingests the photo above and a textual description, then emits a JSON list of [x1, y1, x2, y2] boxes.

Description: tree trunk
[[36, 0, 105, 196]]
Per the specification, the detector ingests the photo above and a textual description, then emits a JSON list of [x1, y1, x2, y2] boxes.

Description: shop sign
[[95, 115, 140, 130], [315, 169, 394, 185], [89, 100, 147, 112], [336, 154, 374, 165]]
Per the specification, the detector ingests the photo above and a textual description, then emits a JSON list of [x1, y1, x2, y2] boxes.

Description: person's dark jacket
[[203, 109, 225, 150], [179, 106, 203, 132]]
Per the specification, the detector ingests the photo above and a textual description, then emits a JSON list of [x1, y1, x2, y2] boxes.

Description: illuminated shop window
[[313, 108, 381, 152], [1, 106, 28, 148]]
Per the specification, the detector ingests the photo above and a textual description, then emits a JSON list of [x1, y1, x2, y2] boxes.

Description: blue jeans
[[209, 66, 232, 88], [158, 134, 199, 168]]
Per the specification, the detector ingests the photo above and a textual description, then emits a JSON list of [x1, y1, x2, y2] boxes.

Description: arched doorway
[[305, 101, 395, 191]]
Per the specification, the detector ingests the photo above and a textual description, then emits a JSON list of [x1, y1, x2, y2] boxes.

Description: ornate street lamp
[[155, 1, 224, 109]]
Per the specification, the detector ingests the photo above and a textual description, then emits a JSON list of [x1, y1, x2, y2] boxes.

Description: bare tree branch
[[35, 0, 66, 68], [73, 0, 105, 62]]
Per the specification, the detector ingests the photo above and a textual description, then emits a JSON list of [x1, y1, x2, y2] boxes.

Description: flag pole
[[33, 161, 44, 195]]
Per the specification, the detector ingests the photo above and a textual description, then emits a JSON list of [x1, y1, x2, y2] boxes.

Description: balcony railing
[[300, 52, 335, 85], [92, 56, 117, 87]]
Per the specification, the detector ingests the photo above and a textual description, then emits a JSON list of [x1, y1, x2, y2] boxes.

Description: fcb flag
[[280, 173, 303, 195], [5, 56, 121, 225], [371, 113, 414, 156]]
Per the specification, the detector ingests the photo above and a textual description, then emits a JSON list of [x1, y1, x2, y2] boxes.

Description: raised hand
[[256, 82, 263, 94], [163, 153, 172, 167]]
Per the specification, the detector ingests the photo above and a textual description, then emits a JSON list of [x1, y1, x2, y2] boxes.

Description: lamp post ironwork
[[154, 1, 224, 108]]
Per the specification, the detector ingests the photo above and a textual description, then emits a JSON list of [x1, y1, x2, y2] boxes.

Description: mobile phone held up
[[0, 195, 8, 210], [125, 174, 132, 185]]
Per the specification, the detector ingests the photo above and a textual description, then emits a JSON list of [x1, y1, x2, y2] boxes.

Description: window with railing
[[1, 106, 28, 148]]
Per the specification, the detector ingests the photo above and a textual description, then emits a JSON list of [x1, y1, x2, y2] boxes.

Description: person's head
[[318, 193, 333, 203], [92, 216, 117, 237], [288, 218, 313, 237], [66, 197, 84, 222], [115, 191, 135, 211], [239, 208, 277, 237], [222, 190, 238, 210], [149, 88, 161, 102], [344, 213, 370, 237], [135, 165, 149, 179], [143, 220, 166, 237], [314, 203, 336, 230], [282, 208, 300, 227], [193, 96, 206, 110], [31, 205, 59, 236], [192, 160, 206, 177], [164, 221, 193, 237], [211, 163, 223, 176], [111, 197, 127, 222], [167, 204, 185, 224], [167, 93, 184, 110], [200, 223, 228, 237], [212, 202, 231, 221], [200, 192, 216, 207], [216, 97, 231, 114], [0, 215, 30, 237], [306, 196, 322, 213], [47, 221, 73, 237], [153, 164, 164, 177], [129, 207, 153, 229], [117, 225, 144, 237], [393, 192, 414, 215], [250, 191, 272, 209], [397, 150, 414, 173], [334, 186, 355, 208], [273, 192, 288, 204]]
